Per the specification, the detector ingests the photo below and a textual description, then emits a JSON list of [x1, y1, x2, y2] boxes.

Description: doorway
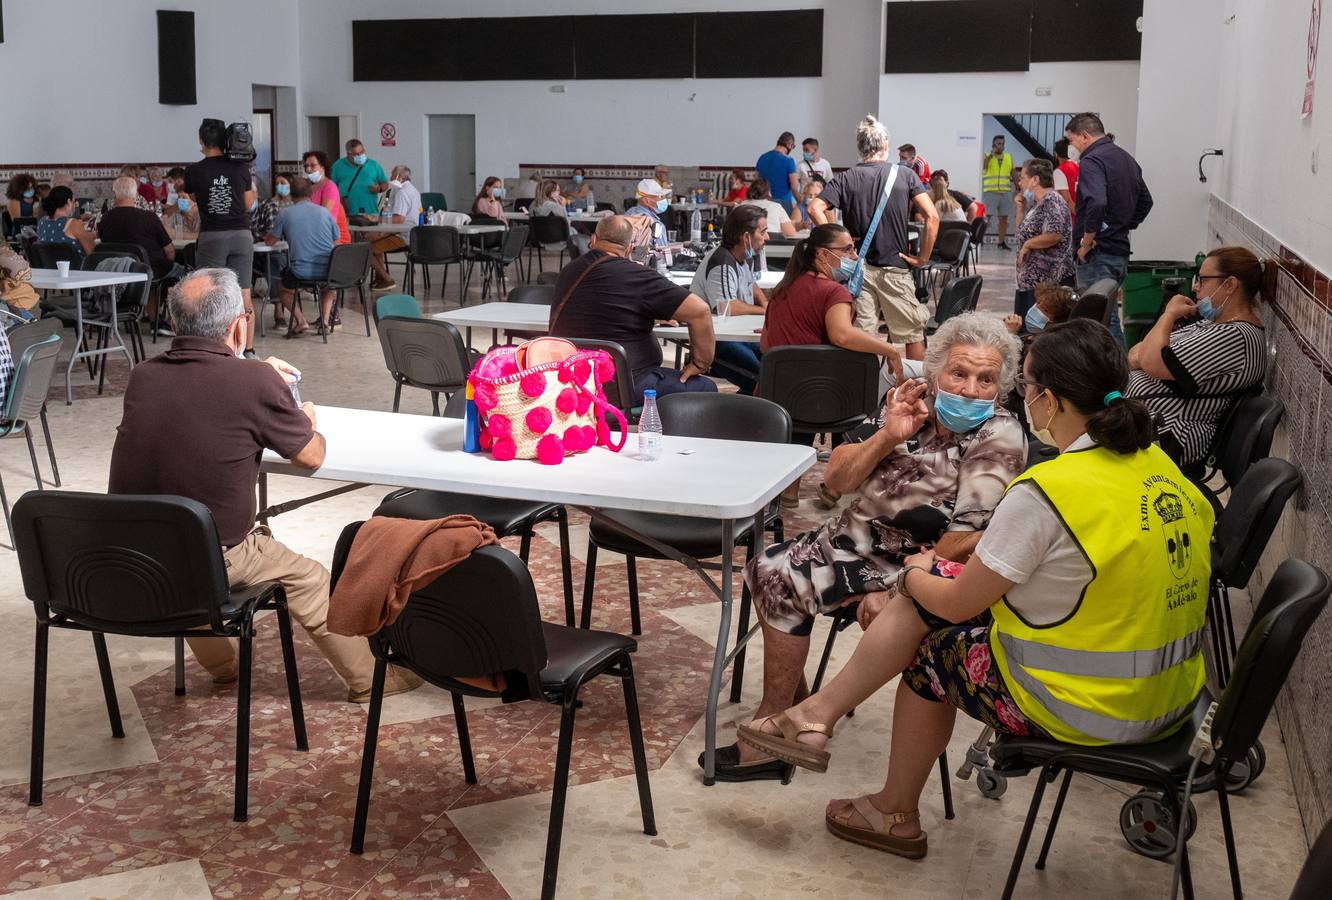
[[426, 114, 476, 213], [307, 116, 341, 166], [251, 109, 273, 197]]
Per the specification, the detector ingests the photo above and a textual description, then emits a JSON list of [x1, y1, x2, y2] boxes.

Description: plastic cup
[[667, 230, 678, 243], [56, 261, 70, 277]]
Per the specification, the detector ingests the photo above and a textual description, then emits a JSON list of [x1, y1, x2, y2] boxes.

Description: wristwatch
[[895, 565, 925, 600]]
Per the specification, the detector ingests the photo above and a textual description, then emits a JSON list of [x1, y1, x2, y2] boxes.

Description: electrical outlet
[[550, 84, 566, 93], [1035, 86, 1052, 97]]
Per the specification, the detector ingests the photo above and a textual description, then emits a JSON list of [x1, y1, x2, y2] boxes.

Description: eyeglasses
[[1014, 375, 1046, 395], [826, 243, 857, 255], [1193, 273, 1229, 285]]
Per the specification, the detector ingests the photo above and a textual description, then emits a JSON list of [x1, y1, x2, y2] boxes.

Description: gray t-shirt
[[818, 161, 926, 270], [690, 247, 757, 312]]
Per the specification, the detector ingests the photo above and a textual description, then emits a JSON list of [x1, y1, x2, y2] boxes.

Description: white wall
[[0, 0, 300, 165], [877, 61, 1141, 199]]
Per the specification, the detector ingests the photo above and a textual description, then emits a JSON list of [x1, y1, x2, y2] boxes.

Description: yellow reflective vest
[[989, 444, 1213, 746], [982, 152, 1014, 194]]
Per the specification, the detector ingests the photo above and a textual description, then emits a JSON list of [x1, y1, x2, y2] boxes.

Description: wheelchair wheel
[[1222, 741, 1267, 793], [1119, 790, 1196, 860], [975, 768, 1007, 799]]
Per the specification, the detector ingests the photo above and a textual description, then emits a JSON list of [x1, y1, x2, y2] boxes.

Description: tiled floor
[[0, 249, 1311, 898]]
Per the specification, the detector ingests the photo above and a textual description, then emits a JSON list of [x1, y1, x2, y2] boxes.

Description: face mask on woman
[[1024, 304, 1049, 333], [934, 389, 996, 433], [138, 176, 148, 184], [1196, 283, 1234, 321], [177, 198, 191, 213], [1023, 390, 1056, 446], [492, 186, 505, 199], [823, 249, 856, 283], [276, 183, 290, 197], [1022, 189, 1035, 204], [22, 190, 34, 200], [573, 174, 584, 185], [307, 170, 323, 183]]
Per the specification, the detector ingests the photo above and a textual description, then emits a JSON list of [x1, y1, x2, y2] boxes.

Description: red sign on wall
[[380, 122, 397, 147]]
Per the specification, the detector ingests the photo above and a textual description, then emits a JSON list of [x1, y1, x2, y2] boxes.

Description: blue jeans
[[712, 341, 762, 396], [1076, 248, 1128, 344], [633, 366, 718, 407]]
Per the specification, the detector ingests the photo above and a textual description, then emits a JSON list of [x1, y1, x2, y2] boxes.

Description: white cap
[[635, 178, 668, 197]]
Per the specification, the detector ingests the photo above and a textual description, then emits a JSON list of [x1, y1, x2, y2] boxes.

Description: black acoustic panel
[[156, 11, 196, 105], [1031, 0, 1142, 62], [884, 1, 1032, 73], [574, 14, 694, 79], [353, 19, 460, 81], [458, 16, 575, 79], [696, 10, 823, 77]]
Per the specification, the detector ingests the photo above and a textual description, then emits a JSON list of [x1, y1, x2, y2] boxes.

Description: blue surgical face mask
[[1196, 285, 1234, 322], [248, 198, 258, 212], [744, 244, 755, 261], [22, 190, 34, 199], [353, 153, 367, 165], [573, 174, 584, 184], [138, 176, 148, 184], [827, 254, 857, 283], [307, 170, 322, 183], [177, 198, 191, 212], [276, 183, 290, 197], [1024, 304, 1049, 332], [933, 388, 996, 433], [655, 198, 669, 214], [492, 186, 505, 199], [1022, 189, 1034, 204], [802, 151, 813, 162]]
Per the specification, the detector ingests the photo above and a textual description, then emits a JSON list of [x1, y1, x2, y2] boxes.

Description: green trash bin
[[1121, 257, 1201, 347]]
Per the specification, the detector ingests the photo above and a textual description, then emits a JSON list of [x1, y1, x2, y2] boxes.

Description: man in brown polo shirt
[[108, 268, 420, 702]]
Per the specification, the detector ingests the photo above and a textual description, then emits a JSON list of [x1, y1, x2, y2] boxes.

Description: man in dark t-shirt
[[108, 268, 420, 703], [548, 215, 717, 405], [99, 175, 186, 331]]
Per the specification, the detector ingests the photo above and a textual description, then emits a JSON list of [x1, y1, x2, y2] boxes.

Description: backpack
[[225, 122, 256, 163]]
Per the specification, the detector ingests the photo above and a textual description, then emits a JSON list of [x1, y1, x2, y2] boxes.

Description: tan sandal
[[826, 800, 927, 859], [736, 712, 832, 773]]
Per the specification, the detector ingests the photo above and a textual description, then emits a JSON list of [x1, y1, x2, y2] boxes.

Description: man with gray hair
[[811, 115, 939, 364], [367, 164, 421, 290], [98, 175, 185, 332], [109, 268, 420, 703]]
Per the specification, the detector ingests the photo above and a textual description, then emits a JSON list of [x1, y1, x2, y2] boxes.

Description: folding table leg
[[702, 518, 736, 786]]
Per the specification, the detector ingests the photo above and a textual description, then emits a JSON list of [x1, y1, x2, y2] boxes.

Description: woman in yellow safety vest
[[739, 318, 1213, 861]]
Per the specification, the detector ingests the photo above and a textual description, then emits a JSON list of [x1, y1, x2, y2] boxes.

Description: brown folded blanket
[[329, 513, 499, 637]]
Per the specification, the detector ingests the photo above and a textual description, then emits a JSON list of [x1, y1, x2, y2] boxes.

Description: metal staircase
[[993, 113, 1072, 161]]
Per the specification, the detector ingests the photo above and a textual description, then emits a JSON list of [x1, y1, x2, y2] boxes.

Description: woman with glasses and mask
[[739, 319, 1211, 862], [1125, 245, 1266, 468]]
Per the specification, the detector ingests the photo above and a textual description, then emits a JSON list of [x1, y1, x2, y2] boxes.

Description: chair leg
[[392, 381, 403, 414], [518, 528, 533, 564], [431, 392, 441, 416], [729, 537, 758, 704], [360, 284, 370, 336], [626, 555, 642, 636], [40, 407, 60, 488], [1034, 769, 1073, 868], [937, 751, 954, 820], [557, 509, 575, 627], [0, 468, 10, 548], [233, 629, 253, 822], [25, 429, 43, 490], [275, 598, 308, 751], [619, 655, 657, 836], [350, 657, 387, 854], [541, 697, 578, 900], [811, 611, 845, 693], [1001, 764, 1054, 900], [580, 541, 598, 629], [174, 636, 186, 696], [91, 633, 124, 738], [1215, 774, 1242, 900], [28, 623, 49, 807], [451, 692, 478, 785]]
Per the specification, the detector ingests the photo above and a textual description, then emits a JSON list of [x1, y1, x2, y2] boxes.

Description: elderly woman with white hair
[[704, 311, 1026, 783]]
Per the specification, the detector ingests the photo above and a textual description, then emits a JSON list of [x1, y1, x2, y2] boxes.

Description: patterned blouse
[[1015, 191, 1072, 290]]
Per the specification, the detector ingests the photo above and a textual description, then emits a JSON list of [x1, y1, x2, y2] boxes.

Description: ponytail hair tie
[[1103, 391, 1123, 407]]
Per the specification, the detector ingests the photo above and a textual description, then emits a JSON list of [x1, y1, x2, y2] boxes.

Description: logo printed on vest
[[1153, 491, 1194, 579]]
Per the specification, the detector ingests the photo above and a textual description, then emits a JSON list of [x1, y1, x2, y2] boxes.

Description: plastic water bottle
[[690, 209, 702, 244], [638, 390, 662, 461], [426, 206, 436, 224], [380, 206, 390, 224], [586, 188, 594, 211]]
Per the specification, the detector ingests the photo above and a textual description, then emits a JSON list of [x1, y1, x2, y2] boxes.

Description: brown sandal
[[736, 712, 833, 773], [825, 800, 927, 859]]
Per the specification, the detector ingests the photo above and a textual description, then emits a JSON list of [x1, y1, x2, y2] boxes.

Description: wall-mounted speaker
[[157, 10, 196, 105]]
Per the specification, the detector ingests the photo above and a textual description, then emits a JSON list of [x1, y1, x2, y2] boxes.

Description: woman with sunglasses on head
[[1125, 245, 1266, 469]]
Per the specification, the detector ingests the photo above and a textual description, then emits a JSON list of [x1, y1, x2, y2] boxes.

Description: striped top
[[1126, 319, 1266, 465]]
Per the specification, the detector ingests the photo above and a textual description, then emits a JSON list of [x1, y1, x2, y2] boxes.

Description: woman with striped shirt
[[1126, 246, 1267, 467]]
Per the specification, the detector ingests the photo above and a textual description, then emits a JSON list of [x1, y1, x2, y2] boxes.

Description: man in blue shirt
[[1066, 112, 1154, 344], [330, 139, 390, 219], [264, 177, 341, 335], [756, 132, 800, 214]]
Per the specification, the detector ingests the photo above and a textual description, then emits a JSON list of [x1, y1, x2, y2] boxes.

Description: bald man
[[549, 215, 717, 404]]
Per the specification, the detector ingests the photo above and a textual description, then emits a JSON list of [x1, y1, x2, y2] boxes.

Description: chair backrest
[[93, 242, 152, 267], [622, 197, 637, 212], [326, 240, 373, 287], [968, 215, 988, 245], [507, 284, 555, 306], [32, 242, 79, 268], [420, 191, 447, 212], [377, 316, 472, 395], [1210, 457, 1301, 591], [934, 275, 983, 327], [595, 202, 617, 213], [1212, 391, 1284, 488], [934, 222, 971, 263], [1210, 558, 1329, 769], [13, 491, 232, 635], [658, 392, 791, 444], [1069, 278, 1118, 326], [3, 332, 61, 423], [531, 214, 571, 244], [84, 254, 150, 314], [566, 337, 637, 418], [5, 317, 62, 357], [512, 197, 532, 213], [758, 345, 879, 434], [408, 225, 461, 262], [373, 293, 422, 323], [84, 251, 135, 273], [500, 223, 529, 261], [330, 521, 548, 698], [567, 232, 592, 260]]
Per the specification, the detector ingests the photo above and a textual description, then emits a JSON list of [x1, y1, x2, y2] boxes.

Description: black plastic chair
[[580, 394, 789, 649], [376, 316, 472, 414], [1069, 277, 1119, 327], [525, 215, 572, 280], [1290, 816, 1332, 900], [922, 225, 970, 299], [30, 242, 81, 270], [333, 523, 655, 900], [13, 491, 308, 822], [511, 197, 533, 213], [0, 333, 61, 545], [375, 390, 576, 627], [1198, 391, 1284, 507], [500, 283, 555, 343], [477, 223, 529, 300], [989, 557, 1330, 900], [926, 275, 983, 336], [5, 318, 65, 487], [290, 241, 373, 341], [964, 216, 988, 275], [565, 337, 638, 424], [83, 252, 150, 367], [404, 225, 464, 303], [757, 345, 880, 438]]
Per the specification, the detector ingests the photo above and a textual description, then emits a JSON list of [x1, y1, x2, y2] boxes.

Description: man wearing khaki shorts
[[369, 165, 422, 291], [809, 115, 939, 362]]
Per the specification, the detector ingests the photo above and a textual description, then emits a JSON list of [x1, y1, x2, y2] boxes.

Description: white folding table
[[666, 269, 781, 290], [432, 301, 765, 348], [508, 211, 605, 223], [348, 222, 415, 235], [258, 406, 815, 785], [29, 268, 148, 404]]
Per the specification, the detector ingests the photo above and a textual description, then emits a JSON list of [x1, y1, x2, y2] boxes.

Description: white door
[[307, 116, 340, 164], [427, 114, 476, 213]]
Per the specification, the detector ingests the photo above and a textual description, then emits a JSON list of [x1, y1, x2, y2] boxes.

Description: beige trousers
[[187, 529, 376, 693], [853, 264, 929, 343]]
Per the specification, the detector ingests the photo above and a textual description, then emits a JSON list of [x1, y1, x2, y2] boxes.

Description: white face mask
[[1024, 390, 1057, 447], [1067, 144, 1081, 162]]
